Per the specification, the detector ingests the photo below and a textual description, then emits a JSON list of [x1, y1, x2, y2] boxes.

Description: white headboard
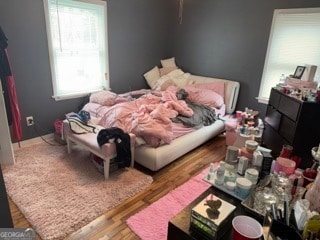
[[188, 75, 240, 114]]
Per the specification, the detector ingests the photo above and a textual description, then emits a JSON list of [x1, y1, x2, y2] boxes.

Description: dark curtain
[[0, 25, 22, 141]]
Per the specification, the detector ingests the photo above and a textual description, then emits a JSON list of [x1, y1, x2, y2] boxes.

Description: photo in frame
[[293, 66, 306, 79]]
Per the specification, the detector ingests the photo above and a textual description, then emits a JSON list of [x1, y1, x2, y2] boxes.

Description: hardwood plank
[[8, 134, 226, 240]]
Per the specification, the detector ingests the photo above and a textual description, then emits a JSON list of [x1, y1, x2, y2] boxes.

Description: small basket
[[54, 119, 63, 135]]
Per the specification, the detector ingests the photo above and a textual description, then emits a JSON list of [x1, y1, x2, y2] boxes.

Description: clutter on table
[[225, 107, 264, 148], [204, 141, 320, 239]]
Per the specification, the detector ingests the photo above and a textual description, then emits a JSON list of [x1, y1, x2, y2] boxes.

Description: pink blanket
[[86, 88, 193, 147], [83, 87, 225, 147]]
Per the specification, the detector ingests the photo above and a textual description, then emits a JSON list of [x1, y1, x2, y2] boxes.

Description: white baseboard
[[12, 134, 55, 150]]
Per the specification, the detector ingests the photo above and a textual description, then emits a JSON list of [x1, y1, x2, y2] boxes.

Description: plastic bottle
[[207, 163, 215, 181], [224, 162, 237, 183], [279, 74, 286, 84], [215, 161, 226, 185]]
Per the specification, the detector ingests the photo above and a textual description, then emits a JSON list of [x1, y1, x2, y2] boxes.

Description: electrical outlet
[[26, 116, 34, 126]]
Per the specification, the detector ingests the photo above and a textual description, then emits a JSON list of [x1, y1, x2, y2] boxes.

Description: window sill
[[256, 97, 269, 105]]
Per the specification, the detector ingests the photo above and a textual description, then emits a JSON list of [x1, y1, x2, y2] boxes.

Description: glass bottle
[[207, 163, 215, 181]]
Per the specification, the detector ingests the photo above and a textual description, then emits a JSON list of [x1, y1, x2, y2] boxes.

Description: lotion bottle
[[215, 161, 226, 185]]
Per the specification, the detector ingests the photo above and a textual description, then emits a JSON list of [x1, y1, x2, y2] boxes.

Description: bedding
[[71, 63, 240, 171], [83, 82, 225, 148]]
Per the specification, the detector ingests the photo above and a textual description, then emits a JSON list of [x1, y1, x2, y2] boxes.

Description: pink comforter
[[83, 87, 225, 147], [87, 88, 194, 147]]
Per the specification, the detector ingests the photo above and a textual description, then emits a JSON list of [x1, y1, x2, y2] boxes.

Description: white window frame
[[258, 8, 320, 104], [43, 0, 109, 101]]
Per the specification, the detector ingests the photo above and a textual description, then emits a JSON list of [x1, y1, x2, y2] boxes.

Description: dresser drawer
[[265, 105, 281, 131], [278, 95, 301, 121], [262, 124, 287, 158], [269, 89, 281, 108], [279, 115, 296, 143]]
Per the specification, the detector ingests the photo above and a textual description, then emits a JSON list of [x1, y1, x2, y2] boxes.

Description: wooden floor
[[9, 134, 227, 240]]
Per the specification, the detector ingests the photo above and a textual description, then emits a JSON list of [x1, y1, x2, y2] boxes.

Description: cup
[[232, 215, 263, 240], [279, 144, 293, 158], [274, 157, 296, 176], [236, 111, 243, 119]]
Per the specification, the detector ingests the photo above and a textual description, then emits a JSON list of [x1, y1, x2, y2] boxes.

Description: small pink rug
[[126, 167, 212, 240]]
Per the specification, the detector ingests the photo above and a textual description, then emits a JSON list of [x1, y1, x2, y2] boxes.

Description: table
[[167, 186, 257, 240]]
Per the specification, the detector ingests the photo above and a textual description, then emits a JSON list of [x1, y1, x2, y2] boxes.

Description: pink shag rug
[[2, 142, 153, 240], [126, 167, 211, 240]]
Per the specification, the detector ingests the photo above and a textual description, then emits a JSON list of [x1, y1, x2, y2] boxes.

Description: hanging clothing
[[0, 26, 22, 141]]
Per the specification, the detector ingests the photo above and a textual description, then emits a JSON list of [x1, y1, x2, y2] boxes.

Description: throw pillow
[[160, 57, 177, 68], [89, 90, 117, 106], [186, 87, 224, 109], [153, 77, 176, 91], [167, 70, 194, 87], [159, 66, 178, 76], [144, 66, 161, 89], [185, 82, 225, 98]]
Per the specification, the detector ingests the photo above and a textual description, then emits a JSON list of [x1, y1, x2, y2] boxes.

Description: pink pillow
[[186, 88, 224, 109], [185, 82, 225, 98], [89, 91, 117, 106]]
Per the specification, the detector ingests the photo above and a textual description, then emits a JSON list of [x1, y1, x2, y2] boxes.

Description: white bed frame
[[134, 75, 240, 171]]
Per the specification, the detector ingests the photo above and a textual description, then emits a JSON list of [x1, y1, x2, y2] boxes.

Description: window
[[258, 8, 320, 103], [43, 0, 109, 100]]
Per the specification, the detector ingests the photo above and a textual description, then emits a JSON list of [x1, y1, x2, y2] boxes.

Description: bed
[[73, 64, 240, 171], [133, 74, 240, 171], [64, 58, 240, 171]]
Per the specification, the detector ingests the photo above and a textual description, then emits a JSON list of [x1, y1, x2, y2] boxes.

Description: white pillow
[[168, 70, 194, 87], [152, 76, 177, 90], [172, 75, 194, 87], [159, 66, 178, 76], [144, 66, 161, 89], [167, 68, 185, 77], [160, 57, 177, 68]]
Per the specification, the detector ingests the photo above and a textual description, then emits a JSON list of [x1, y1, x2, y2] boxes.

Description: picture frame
[[293, 66, 306, 79]]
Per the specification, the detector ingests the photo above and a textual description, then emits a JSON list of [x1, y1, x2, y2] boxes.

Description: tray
[[241, 174, 274, 218], [202, 171, 250, 201], [241, 192, 264, 218]]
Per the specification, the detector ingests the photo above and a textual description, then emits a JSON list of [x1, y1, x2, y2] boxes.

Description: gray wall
[[172, 0, 320, 115], [1, 0, 320, 141], [0, 0, 176, 141]]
